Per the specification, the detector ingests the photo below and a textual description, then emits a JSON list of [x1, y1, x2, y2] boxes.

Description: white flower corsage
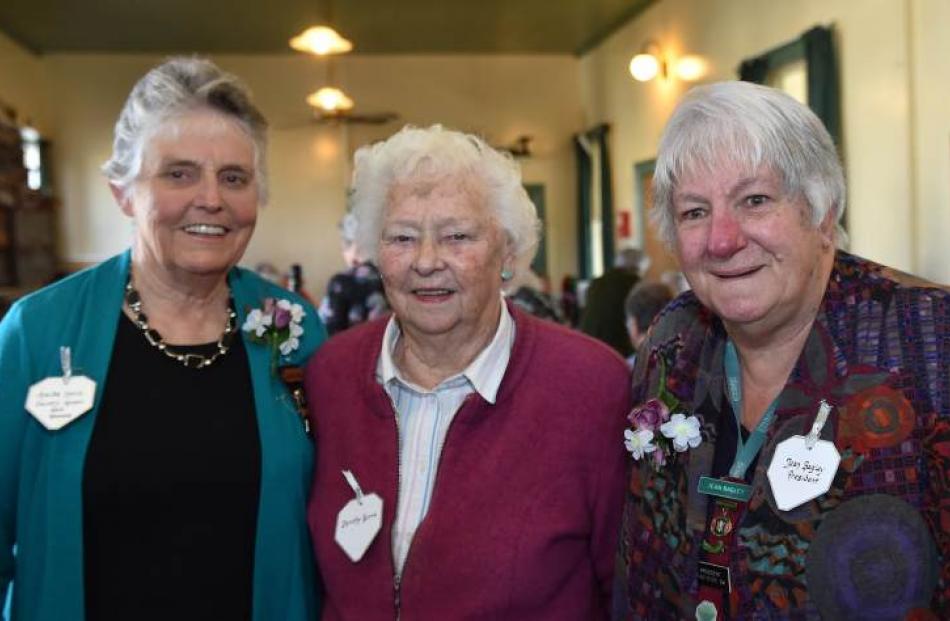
[[660, 412, 703, 452], [242, 297, 306, 364], [625, 351, 703, 471]]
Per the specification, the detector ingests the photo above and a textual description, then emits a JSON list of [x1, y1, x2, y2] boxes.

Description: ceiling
[[0, 0, 654, 56]]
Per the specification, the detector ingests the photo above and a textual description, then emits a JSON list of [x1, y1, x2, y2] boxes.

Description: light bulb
[[290, 26, 353, 56], [306, 87, 354, 112], [674, 55, 708, 81], [629, 53, 660, 82]]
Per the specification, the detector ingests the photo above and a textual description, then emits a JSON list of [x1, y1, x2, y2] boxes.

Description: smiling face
[[377, 175, 514, 344], [117, 108, 259, 285], [672, 162, 836, 340]]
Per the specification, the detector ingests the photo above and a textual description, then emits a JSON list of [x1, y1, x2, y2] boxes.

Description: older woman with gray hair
[[305, 125, 631, 619], [0, 57, 325, 620], [615, 81, 949, 620]]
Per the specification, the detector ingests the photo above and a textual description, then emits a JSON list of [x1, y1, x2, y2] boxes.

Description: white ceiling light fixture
[[289, 0, 353, 57], [291, 0, 356, 112], [289, 26, 353, 56], [306, 86, 355, 113]]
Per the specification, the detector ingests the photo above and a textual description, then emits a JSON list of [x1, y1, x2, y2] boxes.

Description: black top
[[318, 262, 388, 336], [83, 312, 261, 621], [578, 268, 639, 357]]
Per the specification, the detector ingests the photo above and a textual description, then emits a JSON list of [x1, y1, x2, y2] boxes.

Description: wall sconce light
[[629, 42, 708, 82], [673, 55, 708, 81], [629, 42, 665, 81]]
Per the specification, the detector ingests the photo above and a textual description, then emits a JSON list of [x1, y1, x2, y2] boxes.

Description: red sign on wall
[[617, 211, 631, 238]]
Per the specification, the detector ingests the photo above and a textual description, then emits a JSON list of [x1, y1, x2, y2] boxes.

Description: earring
[[500, 268, 514, 281]]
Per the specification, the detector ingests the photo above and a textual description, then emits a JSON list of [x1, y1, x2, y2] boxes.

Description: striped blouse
[[376, 300, 515, 575]]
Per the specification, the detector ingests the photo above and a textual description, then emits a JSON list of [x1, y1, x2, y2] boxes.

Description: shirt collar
[[376, 296, 515, 404]]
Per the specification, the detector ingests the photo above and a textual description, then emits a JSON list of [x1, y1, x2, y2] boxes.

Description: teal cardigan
[[0, 251, 325, 620]]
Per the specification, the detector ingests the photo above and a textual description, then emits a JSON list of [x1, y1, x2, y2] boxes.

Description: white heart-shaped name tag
[[25, 376, 96, 431], [767, 435, 840, 511], [335, 492, 383, 563]]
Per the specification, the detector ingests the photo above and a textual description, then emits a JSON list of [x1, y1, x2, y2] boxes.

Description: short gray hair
[[614, 246, 643, 271], [349, 125, 541, 270], [102, 56, 269, 203], [651, 81, 846, 246]]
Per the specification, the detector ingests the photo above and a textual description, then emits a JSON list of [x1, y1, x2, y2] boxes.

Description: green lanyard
[[723, 341, 779, 479]]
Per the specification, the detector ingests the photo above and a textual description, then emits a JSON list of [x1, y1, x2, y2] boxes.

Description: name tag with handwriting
[[335, 491, 383, 562], [25, 376, 96, 431], [333, 470, 383, 563], [767, 435, 840, 511]]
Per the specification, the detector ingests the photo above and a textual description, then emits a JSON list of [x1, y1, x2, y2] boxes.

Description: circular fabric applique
[[838, 385, 915, 453], [805, 494, 938, 619]]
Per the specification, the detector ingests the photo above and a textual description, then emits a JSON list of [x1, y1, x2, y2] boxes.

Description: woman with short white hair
[[306, 125, 631, 620], [349, 124, 541, 272], [615, 81, 949, 620], [0, 57, 325, 620]]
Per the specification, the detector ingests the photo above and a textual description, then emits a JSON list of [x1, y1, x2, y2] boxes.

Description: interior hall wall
[[910, 0, 950, 284], [580, 0, 949, 284], [40, 53, 584, 297], [0, 31, 49, 132]]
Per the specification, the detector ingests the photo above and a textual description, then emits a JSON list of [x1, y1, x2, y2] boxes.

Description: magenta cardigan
[[305, 306, 632, 620]]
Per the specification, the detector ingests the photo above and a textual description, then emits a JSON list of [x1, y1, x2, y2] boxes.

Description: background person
[[614, 81, 949, 620], [560, 274, 581, 327], [579, 246, 646, 357], [503, 265, 562, 322], [622, 281, 673, 369], [318, 212, 388, 336], [0, 57, 324, 621], [306, 125, 630, 620]]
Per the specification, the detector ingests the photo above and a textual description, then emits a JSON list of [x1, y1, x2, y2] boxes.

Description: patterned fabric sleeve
[[921, 288, 950, 614], [613, 307, 673, 620]]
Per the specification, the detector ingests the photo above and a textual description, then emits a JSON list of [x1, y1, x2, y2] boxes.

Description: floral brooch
[[625, 352, 702, 470], [242, 298, 306, 363], [242, 298, 311, 434]]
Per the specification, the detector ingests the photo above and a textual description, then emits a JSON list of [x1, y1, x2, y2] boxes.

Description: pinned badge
[[24, 346, 96, 431], [695, 600, 718, 621], [767, 401, 841, 511], [334, 470, 383, 563]]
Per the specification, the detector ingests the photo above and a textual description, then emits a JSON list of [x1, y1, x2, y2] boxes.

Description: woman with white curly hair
[[306, 125, 631, 619]]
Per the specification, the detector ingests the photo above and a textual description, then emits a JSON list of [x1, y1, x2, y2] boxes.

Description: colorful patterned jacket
[[615, 251, 949, 620]]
